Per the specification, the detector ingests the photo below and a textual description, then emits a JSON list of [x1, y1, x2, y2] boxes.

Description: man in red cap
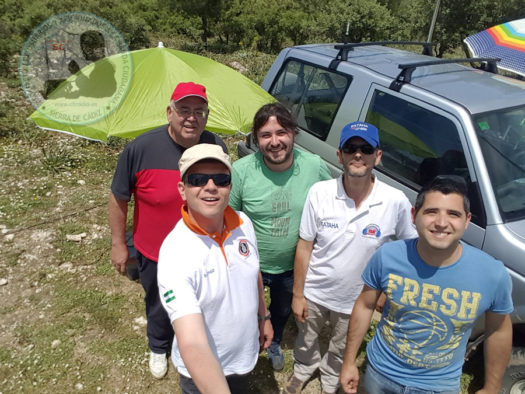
[[108, 82, 227, 379]]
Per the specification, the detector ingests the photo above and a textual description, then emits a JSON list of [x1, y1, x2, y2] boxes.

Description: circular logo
[[18, 12, 132, 126], [239, 239, 250, 257]]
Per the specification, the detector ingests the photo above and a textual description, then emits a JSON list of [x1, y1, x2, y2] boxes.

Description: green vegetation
[[1, 0, 523, 76]]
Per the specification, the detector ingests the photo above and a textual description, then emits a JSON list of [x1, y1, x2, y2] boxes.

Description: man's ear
[[411, 206, 416, 224], [336, 149, 343, 165], [374, 149, 383, 166], [251, 131, 258, 147], [178, 181, 186, 201], [465, 212, 472, 230]]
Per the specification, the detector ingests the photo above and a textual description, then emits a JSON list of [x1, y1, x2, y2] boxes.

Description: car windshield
[[473, 105, 525, 222]]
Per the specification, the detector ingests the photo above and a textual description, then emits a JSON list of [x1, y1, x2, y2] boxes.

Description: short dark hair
[[251, 103, 298, 145], [414, 175, 470, 214]]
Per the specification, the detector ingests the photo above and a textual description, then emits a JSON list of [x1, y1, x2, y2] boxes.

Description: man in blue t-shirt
[[339, 175, 513, 394]]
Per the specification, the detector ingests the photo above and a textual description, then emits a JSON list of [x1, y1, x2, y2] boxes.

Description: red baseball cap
[[171, 82, 207, 103]]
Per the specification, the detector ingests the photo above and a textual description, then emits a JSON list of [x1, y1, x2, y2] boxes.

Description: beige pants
[[293, 298, 350, 393]]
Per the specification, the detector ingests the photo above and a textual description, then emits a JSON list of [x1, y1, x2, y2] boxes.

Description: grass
[[0, 81, 148, 390]]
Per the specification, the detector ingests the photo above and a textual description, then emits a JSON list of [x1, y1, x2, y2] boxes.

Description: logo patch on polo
[[239, 239, 250, 256], [163, 289, 175, 303], [362, 224, 381, 238]]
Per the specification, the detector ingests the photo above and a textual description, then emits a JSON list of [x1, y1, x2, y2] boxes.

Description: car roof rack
[[329, 41, 436, 69], [389, 57, 501, 92]]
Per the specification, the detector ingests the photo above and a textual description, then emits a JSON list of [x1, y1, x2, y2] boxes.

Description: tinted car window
[[473, 105, 525, 222], [269, 59, 350, 140], [366, 90, 485, 226]]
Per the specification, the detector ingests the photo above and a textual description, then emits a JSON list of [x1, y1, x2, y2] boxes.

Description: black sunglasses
[[186, 173, 231, 187], [341, 143, 376, 155]]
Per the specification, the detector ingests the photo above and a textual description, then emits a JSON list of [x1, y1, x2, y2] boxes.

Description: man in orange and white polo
[[158, 144, 273, 394]]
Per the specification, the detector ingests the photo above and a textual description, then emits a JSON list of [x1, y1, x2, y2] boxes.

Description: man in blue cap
[[283, 122, 417, 394]]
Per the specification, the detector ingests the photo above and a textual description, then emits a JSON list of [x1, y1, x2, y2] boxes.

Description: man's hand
[[108, 192, 129, 276], [292, 294, 308, 323], [478, 312, 512, 394], [339, 363, 360, 393], [292, 238, 313, 323], [339, 286, 381, 394], [175, 314, 230, 394], [259, 319, 273, 350], [256, 271, 272, 350], [111, 241, 129, 275], [375, 292, 387, 313]]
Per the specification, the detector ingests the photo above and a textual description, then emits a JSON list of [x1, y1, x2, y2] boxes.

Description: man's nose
[[204, 178, 218, 189], [186, 111, 197, 120], [435, 212, 447, 227]]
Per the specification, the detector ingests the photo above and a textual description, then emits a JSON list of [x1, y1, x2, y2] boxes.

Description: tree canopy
[[1, 0, 522, 76]]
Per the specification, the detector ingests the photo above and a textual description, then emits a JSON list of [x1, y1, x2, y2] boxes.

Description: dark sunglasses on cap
[[186, 173, 231, 187], [341, 143, 376, 155]]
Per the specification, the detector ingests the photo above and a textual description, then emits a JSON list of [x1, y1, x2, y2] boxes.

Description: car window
[[269, 59, 350, 141], [366, 90, 485, 226], [473, 106, 525, 222]]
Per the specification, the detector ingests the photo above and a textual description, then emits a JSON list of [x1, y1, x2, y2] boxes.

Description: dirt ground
[[0, 223, 365, 393]]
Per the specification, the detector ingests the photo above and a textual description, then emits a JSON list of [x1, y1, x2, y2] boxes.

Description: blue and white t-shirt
[[364, 239, 513, 391]]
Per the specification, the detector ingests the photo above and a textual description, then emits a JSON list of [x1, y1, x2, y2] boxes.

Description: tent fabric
[[30, 47, 276, 142]]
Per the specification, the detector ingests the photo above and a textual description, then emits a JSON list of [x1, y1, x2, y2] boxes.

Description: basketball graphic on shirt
[[397, 310, 448, 348]]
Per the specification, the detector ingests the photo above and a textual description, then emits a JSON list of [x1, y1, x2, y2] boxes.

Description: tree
[[169, 0, 229, 48], [315, 0, 395, 43], [214, 0, 396, 53], [393, 0, 524, 57]]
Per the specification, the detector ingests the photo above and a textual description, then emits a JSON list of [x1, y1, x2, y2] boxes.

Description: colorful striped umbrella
[[464, 18, 525, 77]]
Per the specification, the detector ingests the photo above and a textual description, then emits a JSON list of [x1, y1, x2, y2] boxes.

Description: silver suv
[[238, 42, 525, 390]]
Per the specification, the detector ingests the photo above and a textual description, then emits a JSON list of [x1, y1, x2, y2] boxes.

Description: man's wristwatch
[[258, 312, 271, 321]]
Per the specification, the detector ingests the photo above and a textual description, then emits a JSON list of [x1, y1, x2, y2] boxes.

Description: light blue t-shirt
[[363, 239, 513, 391]]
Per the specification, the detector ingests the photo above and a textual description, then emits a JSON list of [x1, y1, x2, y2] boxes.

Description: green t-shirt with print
[[230, 149, 331, 273]]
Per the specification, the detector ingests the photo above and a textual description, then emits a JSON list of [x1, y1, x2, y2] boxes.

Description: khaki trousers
[[293, 298, 350, 393]]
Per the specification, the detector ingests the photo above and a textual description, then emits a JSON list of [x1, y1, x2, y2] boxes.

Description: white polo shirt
[[158, 206, 260, 377], [301, 176, 417, 314]]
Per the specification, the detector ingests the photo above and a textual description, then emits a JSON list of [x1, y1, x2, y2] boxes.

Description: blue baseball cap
[[339, 122, 380, 149]]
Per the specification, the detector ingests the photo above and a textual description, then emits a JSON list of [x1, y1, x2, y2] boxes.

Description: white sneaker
[[149, 351, 168, 379]]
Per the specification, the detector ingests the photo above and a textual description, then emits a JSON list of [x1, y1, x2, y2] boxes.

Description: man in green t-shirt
[[230, 103, 331, 371]]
